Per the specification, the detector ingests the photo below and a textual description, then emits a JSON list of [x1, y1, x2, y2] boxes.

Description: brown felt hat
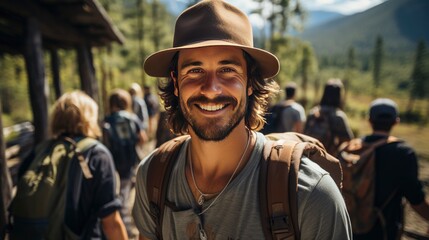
[[144, 0, 280, 79]]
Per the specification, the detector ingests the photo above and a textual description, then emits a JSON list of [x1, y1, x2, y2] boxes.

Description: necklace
[[189, 129, 251, 215], [189, 155, 219, 205]]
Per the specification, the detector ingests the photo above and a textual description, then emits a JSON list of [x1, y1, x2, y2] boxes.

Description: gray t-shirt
[[133, 132, 352, 240], [279, 101, 306, 132]]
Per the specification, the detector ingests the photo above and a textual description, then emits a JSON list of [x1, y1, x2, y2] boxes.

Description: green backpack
[[8, 137, 98, 240]]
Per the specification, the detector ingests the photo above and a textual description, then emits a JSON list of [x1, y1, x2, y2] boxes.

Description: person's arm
[[334, 110, 354, 144], [101, 210, 128, 239], [132, 154, 159, 240], [138, 130, 149, 146], [292, 121, 303, 133]]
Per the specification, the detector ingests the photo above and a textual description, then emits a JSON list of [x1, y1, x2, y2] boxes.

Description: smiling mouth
[[197, 103, 228, 112]]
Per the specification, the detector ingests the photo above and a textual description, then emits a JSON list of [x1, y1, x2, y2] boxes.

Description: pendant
[[199, 226, 207, 240], [198, 194, 205, 205]]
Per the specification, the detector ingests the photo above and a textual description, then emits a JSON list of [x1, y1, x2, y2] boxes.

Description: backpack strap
[[260, 135, 343, 240], [146, 135, 190, 239], [260, 139, 301, 240], [63, 137, 98, 179]]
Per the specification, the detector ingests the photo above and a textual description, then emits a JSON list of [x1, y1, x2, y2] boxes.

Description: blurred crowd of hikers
[[4, 0, 429, 239]]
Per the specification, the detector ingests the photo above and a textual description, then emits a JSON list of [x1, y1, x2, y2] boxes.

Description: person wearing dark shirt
[[143, 85, 160, 139], [354, 98, 429, 240], [18, 91, 127, 239], [103, 89, 147, 238]]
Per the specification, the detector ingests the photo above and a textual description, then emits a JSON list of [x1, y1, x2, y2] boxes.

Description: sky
[[173, 0, 386, 15], [171, 0, 387, 28]]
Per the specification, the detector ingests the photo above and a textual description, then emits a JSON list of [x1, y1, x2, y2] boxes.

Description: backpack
[[304, 106, 335, 152], [8, 137, 98, 240], [146, 132, 342, 240], [104, 111, 139, 178], [337, 136, 401, 236], [261, 103, 291, 134]]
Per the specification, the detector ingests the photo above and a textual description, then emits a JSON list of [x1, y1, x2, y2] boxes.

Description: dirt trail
[[402, 160, 429, 239]]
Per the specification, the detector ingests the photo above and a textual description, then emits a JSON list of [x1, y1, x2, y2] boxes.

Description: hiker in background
[[304, 78, 353, 156], [154, 108, 177, 148], [10, 91, 127, 239], [339, 98, 429, 240], [143, 84, 160, 139], [129, 82, 150, 159], [103, 89, 146, 238], [129, 82, 149, 131], [262, 82, 306, 134], [132, 1, 351, 239]]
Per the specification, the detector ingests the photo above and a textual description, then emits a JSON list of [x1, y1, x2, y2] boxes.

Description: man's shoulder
[[364, 135, 415, 158], [298, 156, 330, 188], [85, 142, 114, 164], [137, 137, 190, 175]]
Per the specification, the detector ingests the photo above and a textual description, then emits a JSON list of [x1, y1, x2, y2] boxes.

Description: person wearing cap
[[132, 1, 351, 239], [352, 98, 429, 239]]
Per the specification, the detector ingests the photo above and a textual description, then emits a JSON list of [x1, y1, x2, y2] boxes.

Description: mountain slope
[[300, 0, 429, 56], [305, 10, 344, 28]]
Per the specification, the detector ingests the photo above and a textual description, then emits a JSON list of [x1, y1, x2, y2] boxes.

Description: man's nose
[[200, 72, 222, 96]]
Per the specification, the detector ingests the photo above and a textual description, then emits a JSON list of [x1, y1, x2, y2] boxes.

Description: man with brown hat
[[132, 1, 352, 239]]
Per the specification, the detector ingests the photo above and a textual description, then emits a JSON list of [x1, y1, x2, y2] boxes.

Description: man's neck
[[371, 130, 390, 136], [188, 124, 254, 182]]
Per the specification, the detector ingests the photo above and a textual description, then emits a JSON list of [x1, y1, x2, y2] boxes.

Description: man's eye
[[188, 69, 203, 74], [220, 68, 235, 73]]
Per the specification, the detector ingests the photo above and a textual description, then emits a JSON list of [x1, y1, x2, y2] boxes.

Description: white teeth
[[199, 104, 225, 111]]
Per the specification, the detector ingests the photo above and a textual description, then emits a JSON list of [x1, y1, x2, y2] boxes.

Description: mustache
[[187, 95, 237, 107]]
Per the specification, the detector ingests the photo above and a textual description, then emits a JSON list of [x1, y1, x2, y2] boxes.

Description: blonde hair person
[[50, 90, 101, 139], [14, 90, 128, 239]]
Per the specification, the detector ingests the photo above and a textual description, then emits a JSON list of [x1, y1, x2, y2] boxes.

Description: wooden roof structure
[[0, 0, 125, 54]]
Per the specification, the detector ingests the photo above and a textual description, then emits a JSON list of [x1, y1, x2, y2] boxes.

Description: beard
[[181, 94, 247, 141]]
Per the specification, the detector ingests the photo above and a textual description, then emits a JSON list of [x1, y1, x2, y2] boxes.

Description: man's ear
[[171, 71, 179, 96], [247, 86, 253, 96]]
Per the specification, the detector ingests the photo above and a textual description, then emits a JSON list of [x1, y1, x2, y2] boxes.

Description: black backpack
[[304, 106, 335, 152], [103, 111, 139, 178], [261, 103, 291, 134], [145, 132, 342, 239]]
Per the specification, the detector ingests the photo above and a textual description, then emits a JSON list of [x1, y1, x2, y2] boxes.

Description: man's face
[[172, 46, 252, 141]]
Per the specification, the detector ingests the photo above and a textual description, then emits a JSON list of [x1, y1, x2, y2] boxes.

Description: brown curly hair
[[158, 51, 280, 135]]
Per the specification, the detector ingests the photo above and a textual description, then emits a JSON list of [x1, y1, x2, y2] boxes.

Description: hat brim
[[144, 40, 280, 79]]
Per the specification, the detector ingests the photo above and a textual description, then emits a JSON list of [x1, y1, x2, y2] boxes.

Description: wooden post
[[24, 17, 48, 144], [0, 99, 12, 239], [77, 44, 99, 104], [50, 49, 62, 99]]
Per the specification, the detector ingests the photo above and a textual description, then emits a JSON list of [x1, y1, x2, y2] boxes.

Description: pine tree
[[372, 36, 384, 96], [301, 45, 310, 104], [343, 47, 357, 103], [407, 40, 429, 113]]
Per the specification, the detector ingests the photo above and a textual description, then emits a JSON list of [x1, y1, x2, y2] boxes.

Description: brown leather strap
[[146, 135, 189, 239], [261, 139, 299, 240]]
